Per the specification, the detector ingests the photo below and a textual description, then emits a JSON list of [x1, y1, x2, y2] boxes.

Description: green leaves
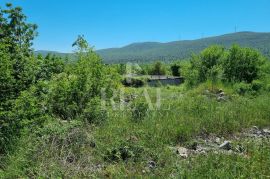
[[223, 45, 265, 83], [36, 54, 65, 81], [150, 61, 166, 75], [198, 45, 225, 82], [82, 97, 108, 124], [170, 64, 181, 76], [187, 45, 266, 88], [0, 3, 39, 104], [0, 3, 37, 56]]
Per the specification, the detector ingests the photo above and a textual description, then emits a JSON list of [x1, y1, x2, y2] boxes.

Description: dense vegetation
[[1, 3, 270, 178]]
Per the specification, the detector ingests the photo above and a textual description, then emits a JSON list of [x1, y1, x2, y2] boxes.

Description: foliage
[[131, 99, 149, 122], [117, 64, 126, 75], [93, 31, 270, 63], [233, 82, 252, 95], [182, 57, 200, 88], [82, 97, 108, 124], [223, 45, 265, 83], [36, 54, 65, 80], [0, 3, 39, 153], [199, 45, 224, 82], [122, 77, 145, 87], [186, 45, 266, 88], [0, 3, 38, 56], [170, 64, 181, 76], [1, 3, 270, 178], [149, 61, 166, 75], [47, 36, 117, 121], [104, 142, 144, 162]]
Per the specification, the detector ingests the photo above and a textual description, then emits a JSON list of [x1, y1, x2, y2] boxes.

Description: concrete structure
[[147, 75, 184, 87]]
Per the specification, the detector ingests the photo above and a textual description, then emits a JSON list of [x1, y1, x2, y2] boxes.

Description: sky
[[1, 0, 270, 52]]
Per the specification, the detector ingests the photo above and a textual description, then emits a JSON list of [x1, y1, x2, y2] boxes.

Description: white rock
[[263, 129, 270, 135], [177, 147, 188, 158], [219, 92, 225, 96], [219, 141, 231, 150], [215, 137, 221, 144]]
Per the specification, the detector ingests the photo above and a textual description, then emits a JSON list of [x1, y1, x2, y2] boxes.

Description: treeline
[[183, 45, 270, 94], [114, 45, 270, 92]]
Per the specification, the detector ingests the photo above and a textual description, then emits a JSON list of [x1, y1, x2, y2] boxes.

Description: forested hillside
[[98, 32, 270, 63], [37, 32, 270, 63]]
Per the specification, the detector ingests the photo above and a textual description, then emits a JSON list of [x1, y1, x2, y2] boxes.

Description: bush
[[199, 45, 225, 82], [82, 97, 108, 125], [0, 82, 49, 153], [104, 142, 144, 162], [122, 78, 144, 88], [233, 82, 251, 95], [251, 80, 264, 92], [149, 61, 166, 75], [171, 64, 181, 76], [223, 45, 265, 83], [266, 84, 270, 92], [234, 80, 264, 95], [31, 120, 96, 177], [131, 99, 148, 122], [183, 68, 200, 88], [48, 37, 116, 121]]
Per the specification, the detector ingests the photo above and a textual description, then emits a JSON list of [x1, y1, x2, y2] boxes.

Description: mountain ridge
[[36, 31, 270, 63]]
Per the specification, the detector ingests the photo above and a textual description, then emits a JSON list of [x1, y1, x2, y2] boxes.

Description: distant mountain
[[36, 32, 270, 63], [35, 50, 74, 58]]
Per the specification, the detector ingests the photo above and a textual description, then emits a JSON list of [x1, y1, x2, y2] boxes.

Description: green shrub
[[170, 64, 181, 76], [104, 142, 144, 162], [48, 38, 116, 121], [131, 100, 148, 122], [251, 80, 264, 92], [223, 45, 265, 83], [266, 84, 270, 92], [48, 73, 80, 120], [149, 61, 166, 75], [82, 97, 108, 125], [233, 82, 251, 95], [122, 78, 144, 87], [28, 120, 96, 178]]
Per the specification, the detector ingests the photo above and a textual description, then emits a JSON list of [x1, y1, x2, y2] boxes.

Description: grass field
[[2, 83, 270, 178]]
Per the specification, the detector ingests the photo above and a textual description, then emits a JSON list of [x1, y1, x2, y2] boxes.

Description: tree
[[118, 64, 126, 75], [72, 35, 92, 55], [0, 3, 38, 152], [0, 43, 13, 104], [182, 56, 201, 87], [150, 61, 166, 75], [207, 65, 220, 91], [37, 54, 65, 80], [0, 3, 38, 102], [0, 3, 38, 56], [49, 36, 117, 120], [199, 45, 225, 82], [222, 45, 265, 83], [171, 64, 181, 76]]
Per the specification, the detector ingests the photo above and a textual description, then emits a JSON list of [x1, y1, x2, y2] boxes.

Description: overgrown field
[[1, 84, 270, 178], [1, 3, 270, 178]]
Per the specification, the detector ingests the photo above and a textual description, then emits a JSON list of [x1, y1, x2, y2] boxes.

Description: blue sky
[[1, 0, 270, 52]]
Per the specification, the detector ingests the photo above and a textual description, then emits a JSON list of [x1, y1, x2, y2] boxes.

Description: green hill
[[36, 32, 270, 63]]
